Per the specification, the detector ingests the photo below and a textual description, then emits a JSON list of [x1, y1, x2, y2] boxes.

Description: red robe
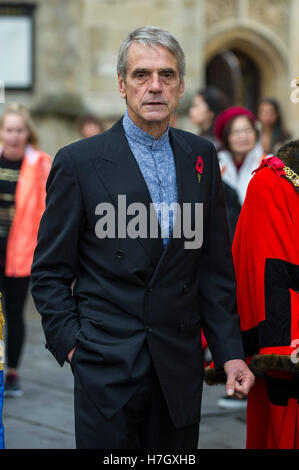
[[232, 156, 299, 449]]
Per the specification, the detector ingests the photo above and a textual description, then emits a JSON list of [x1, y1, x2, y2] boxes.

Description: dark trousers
[[0, 267, 30, 369], [74, 364, 199, 449]]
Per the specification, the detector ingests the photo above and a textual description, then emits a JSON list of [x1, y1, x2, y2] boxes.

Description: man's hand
[[224, 359, 255, 399], [68, 345, 77, 363]]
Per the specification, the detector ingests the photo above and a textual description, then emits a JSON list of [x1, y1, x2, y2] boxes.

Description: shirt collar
[[123, 111, 170, 150]]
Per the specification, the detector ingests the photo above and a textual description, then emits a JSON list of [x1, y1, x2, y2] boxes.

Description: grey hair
[[117, 26, 186, 83]]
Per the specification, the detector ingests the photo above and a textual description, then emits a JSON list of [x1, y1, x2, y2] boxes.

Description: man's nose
[[149, 73, 162, 92]]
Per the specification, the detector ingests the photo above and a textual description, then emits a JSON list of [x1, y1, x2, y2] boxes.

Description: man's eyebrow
[[132, 68, 150, 74], [159, 68, 176, 73], [131, 67, 177, 74]]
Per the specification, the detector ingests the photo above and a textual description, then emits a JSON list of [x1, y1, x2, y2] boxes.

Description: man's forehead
[[126, 42, 179, 69]]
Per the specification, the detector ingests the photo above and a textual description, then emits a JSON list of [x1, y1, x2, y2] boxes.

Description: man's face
[[118, 42, 185, 137]]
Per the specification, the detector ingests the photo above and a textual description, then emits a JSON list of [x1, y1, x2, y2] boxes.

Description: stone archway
[[206, 48, 261, 112], [203, 24, 289, 115]]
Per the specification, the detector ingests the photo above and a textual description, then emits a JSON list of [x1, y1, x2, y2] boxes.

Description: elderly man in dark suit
[[30, 26, 254, 449]]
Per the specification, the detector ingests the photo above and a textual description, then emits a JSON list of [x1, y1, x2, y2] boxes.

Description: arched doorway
[[206, 49, 261, 113], [203, 25, 289, 118]]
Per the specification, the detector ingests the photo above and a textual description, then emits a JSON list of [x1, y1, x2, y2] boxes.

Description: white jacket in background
[[218, 142, 266, 205]]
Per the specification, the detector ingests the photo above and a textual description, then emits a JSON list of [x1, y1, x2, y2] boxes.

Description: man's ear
[[117, 72, 126, 99]]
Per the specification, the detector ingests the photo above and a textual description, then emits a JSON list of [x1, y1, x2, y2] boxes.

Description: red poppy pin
[[196, 156, 203, 183]]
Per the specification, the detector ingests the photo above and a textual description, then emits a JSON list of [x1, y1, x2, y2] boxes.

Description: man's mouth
[[144, 102, 166, 106]]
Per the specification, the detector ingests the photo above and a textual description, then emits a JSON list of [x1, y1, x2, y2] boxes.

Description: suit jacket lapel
[[90, 119, 164, 267], [147, 128, 203, 284]]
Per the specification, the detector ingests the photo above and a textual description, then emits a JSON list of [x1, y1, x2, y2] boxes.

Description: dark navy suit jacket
[[31, 118, 244, 428]]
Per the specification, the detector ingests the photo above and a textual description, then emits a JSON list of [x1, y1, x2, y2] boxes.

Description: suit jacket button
[[115, 250, 125, 259], [145, 326, 152, 334], [183, 283, 189, 293]]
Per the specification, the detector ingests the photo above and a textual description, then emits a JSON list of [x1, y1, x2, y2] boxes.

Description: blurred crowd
[[0, 87, 293, 402]]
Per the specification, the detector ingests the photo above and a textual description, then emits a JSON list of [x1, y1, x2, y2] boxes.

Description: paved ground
[[2, 294, 247, 449]]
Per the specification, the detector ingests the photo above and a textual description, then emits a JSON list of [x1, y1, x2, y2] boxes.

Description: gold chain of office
[[283, 166, 299, 187]]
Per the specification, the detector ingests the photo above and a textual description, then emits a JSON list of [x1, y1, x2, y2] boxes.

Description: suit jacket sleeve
[[30, 147, 85, 366], [198, 145, 245, 369]]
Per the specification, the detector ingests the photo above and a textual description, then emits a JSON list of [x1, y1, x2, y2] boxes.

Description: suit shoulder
[[56, 130, 110, 163]]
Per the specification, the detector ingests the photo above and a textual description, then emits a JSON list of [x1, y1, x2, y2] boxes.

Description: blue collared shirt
[[122, 111, 177, 247]]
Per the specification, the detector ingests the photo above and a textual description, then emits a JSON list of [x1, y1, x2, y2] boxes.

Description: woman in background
[[257, 98, 291, 155], [215, 106, 266, 206], [0, 103, 51, 397], [189, 86, 230, 151], [76, 113, 105, 138]]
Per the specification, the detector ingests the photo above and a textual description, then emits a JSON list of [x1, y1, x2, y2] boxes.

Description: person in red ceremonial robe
[[232, 139, 299, 449]]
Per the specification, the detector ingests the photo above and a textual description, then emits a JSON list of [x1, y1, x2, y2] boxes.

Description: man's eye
[[161, 72, 175, 80], [135, 72, 147, 79]]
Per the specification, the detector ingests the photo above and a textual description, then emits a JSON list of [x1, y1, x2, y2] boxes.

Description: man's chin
[[142, 111, 170, 123]]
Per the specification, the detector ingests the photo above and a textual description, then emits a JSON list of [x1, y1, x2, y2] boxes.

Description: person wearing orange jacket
[[0, 103, 51, 397]]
